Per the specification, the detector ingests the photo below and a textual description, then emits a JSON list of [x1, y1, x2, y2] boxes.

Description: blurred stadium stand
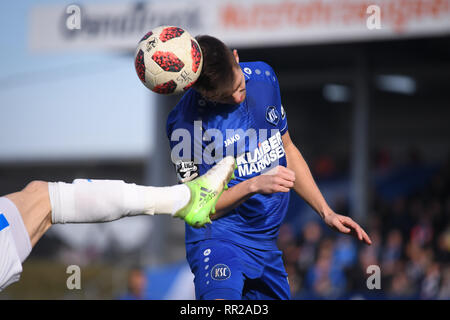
[[0, 0, 449, 299]]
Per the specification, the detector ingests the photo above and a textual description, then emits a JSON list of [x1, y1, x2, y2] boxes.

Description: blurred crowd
[[279, 156, 450, 300]]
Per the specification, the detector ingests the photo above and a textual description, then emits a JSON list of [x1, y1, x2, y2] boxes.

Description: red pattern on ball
[[191, 40, 202, 73], [183, 81, 196, 91], [135, 49, 146, 83], [152, 51, 185, 72], [153, 80, 177, 94], [140, 31, 153, 42], [159, 27, 184, 42]]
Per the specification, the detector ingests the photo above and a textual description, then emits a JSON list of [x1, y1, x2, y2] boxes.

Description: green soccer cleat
[[175, 156, 237, 228]]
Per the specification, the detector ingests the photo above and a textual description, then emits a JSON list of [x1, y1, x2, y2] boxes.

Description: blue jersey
[[166, 61, 289, 250]]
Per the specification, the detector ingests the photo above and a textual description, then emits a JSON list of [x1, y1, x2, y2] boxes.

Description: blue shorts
[[186, 239, 290, 300]]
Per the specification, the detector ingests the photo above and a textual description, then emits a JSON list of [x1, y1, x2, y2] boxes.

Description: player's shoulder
[[240, 61, 278, 85]]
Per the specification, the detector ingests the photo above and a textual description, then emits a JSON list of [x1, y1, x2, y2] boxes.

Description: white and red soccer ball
[[134, 26, 203, 95]]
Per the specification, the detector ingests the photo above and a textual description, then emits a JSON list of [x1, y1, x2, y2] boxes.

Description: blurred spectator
[[346, 245, 380, 295], [277, 223, 296, 251], [305, 238, 346, 299], [281, 155, 450, 300], [297, 220, 322, 273], [381, 229, 403, 276], [283, 241, 301, 297], [410, 216, 433, 247], [283, 242, 301, 267], [387, 266, 415, 299], [285, 263, 302, 298], [405, 242, 431, 288], [118, 267, 148, 300], [420, 262, 441, 299], [437, 267, 450, 300], [332, 236, 357, 270], [436, 226, 450, 262]]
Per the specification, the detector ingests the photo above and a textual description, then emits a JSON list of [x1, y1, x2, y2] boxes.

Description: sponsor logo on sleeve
[[175, 160, 199, 182]]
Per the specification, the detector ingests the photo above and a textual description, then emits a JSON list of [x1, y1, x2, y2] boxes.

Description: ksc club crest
[[211, 264, 231, 281], [265, 106, 280, 126]]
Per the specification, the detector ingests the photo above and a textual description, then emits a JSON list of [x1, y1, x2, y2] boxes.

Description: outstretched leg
[[0, 156, 236, 292], [3, 156, 237, 247]]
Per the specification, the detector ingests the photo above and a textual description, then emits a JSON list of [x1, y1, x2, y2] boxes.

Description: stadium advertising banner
[[29, 0, 450, 52]]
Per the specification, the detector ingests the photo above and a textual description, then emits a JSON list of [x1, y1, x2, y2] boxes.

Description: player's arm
[[211, 166, 295, 220], [282, 131, 372, 245]]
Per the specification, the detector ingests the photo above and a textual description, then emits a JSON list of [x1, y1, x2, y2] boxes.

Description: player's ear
[[233, 49, 239, 64]]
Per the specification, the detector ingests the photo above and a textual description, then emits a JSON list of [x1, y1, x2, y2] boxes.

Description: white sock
[[48, 179, 191, 224]]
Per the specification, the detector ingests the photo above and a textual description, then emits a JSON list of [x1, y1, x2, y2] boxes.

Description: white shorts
[[0, 197, 32, 292]]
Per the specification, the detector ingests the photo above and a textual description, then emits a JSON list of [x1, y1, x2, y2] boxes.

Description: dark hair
[[193, 35, 238, 98]]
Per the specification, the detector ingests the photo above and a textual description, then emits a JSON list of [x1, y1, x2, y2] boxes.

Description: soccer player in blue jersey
[[167, 35, 372, 300]]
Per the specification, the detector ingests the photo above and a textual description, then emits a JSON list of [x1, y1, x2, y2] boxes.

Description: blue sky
[[0, 0, 155, 162]]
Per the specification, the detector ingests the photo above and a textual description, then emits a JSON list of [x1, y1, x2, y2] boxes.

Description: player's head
[[193, 35, 246, 105], [127, 266, 147, 298]]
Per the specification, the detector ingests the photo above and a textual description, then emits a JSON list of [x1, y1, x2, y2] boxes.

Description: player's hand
[[250, 166, 295, 194], [323, 212, 372, 245]]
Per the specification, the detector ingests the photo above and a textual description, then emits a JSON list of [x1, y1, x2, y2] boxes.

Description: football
[[134, 26, 203, 95]]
